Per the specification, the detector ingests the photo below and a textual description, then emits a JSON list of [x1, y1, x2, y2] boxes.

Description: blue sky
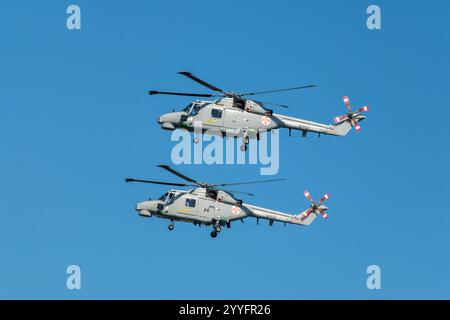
[[1, 0, 449, 299]]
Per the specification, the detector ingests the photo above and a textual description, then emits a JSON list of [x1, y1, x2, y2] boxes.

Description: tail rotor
[[301, 190, 330, 220], [333, 96, 369, 132]]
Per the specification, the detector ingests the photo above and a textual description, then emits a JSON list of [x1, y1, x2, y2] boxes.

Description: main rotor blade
[[157, 165, 199, 185], [221, 189, 255, 196], [240, 85, 317, 96], [178, 71, 226, 94], [149, 90, 218, 98], [212, 178, 286, 187], [125, 178, 190, 187], [257, 101, 290, 108]]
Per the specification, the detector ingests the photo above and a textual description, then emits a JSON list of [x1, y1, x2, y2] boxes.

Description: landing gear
[[168, 223, 174, 231], [210, 224, 221, 238], [240, 135, 249, 152]]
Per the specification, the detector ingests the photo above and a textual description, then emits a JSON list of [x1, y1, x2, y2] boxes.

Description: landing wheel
[[210, 231, 218, 238], [168, 223, 174, 231], [244, 136, 250, 145], [215, 226, 222, 233], [240, 144, 247, 152]]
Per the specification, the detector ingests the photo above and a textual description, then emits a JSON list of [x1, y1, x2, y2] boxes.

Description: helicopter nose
[[157, 114, 167, 124], [158, 112, 187, 130], [158, 113, 182, 130], [135, 201, 155, 217], [158, 113, 180, 124], [136, 200, 164, 217]]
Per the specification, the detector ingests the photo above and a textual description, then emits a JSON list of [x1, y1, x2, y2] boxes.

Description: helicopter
[[151, 72, 369, 151], [126, 165, 331, 238]]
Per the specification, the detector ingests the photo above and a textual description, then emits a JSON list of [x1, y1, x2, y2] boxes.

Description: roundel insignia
[[261, 116, 271, 126], [231, 206, 241, 215]]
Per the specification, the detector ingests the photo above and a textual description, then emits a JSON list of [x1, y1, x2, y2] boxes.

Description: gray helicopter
[[151, 72, 369, 151], [126, 165, 330, 238]]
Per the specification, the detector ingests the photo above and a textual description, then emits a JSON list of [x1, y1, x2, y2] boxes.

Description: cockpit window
[[159, 192, 175, 203], [191, 104, 201, 116], [182, 103, 193, 112], [182, 103, 203, 116], [158, 193, 168, 201]]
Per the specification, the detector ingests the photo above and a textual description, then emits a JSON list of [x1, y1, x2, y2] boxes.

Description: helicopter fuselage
[[157, 98, 354, 141], [136, 188, 248, 226], [158, 98, 280, 139], [135, 187, 321, 229], [126, 164, 329, 237]]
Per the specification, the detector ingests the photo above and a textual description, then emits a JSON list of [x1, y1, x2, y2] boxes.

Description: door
[[206, 107, 224, 128], [170, 195, 198, 219]]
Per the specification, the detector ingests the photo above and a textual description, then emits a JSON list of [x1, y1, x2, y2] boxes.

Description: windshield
[[159, 192, 175, 204], [191, 104, 201, 116], [182, 103, 202, 115], [182, 103, 193, 113], [158, 193, 169, 201]]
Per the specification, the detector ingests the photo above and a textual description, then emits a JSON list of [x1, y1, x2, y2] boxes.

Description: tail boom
[[243, 204, 319, 226], [273, 113, 365, 137]]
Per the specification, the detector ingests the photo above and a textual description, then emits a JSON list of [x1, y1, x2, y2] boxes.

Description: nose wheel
[[210, 231, 217, 238], [168, 223, 175, 231]]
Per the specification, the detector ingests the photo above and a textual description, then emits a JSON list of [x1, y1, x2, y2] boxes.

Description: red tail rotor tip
[[356, 105, 369, 113], [304, 191, 313, 201]]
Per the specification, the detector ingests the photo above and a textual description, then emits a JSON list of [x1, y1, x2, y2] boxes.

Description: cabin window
[[185, 198, 196, 208], [211, 109, 222, 118]]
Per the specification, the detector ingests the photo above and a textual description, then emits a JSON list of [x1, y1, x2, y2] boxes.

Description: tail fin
[[296, 190, 331, 225], [332, 115, 366, 136], [296, 210, 319, 226]]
